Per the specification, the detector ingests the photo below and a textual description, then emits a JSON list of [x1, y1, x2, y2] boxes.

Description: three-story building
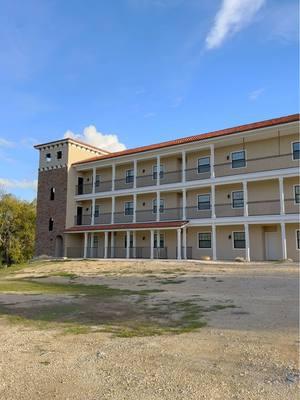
[[35, 114, 300, 261]]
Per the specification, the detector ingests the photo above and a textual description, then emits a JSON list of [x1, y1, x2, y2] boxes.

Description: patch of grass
[[203, 304, 236, 312], [40, 361, 50, 365], [158, 279, 185, 285]]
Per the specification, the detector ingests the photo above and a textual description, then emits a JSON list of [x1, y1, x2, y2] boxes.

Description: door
[[77, 206, 83, 225], [265, 231, 281, 260], [77, 177, 84, 195], [55, 235, 63, 257]]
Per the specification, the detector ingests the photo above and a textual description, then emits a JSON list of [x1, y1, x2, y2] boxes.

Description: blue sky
[[0, 0, 298, 201]]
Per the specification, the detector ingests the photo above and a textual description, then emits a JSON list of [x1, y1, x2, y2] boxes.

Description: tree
[[0, 191, 36, 266]]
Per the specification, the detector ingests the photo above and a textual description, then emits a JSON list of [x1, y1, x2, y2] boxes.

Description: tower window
[[49, 218, 54, 231], [57, 151, 62, 159], [50, 187, 55, 201], [46, 153, 51, 162]]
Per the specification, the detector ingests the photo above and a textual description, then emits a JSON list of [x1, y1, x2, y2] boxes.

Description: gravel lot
[[0, 260, 298, 400]]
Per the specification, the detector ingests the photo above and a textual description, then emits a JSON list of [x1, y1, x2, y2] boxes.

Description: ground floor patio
[[64, 222, 299, 262]]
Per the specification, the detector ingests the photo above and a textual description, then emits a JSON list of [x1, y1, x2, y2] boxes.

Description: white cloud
[[206, 0, 265, 50], [0, 178, 37, 191], [63, 126, 126, 152], [0, 138, 14, 147], [249, 87, 264, 101], [144, 112, 156, 118]]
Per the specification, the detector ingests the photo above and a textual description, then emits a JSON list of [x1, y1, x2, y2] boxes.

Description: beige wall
[[160, 155, 182, 172], [95, 167, 112, 182], [115, 195, 133, 212], [115, 163, 133, 180], [216, 225, 245, 260], [95, 198, 112, 213], [249, 225, 265, 261], [247, 180, 279, 201], [136, 193, 156, 210], [186, 188, 211, 207], [187, 226, 213, 260], [186, 150, 210, 170], [137, 158, 156, 177], [215, 183, 242, 204]]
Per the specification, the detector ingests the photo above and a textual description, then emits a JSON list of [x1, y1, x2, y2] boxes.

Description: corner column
[[244, 223, 250, 262], [112, 163, 116, 191], [279, 177, 285, 215], [210, 144, 215, 178], [182, 150, 186, 183], [177, 228, 182, 260], [182, 189, 186, 220], [126, 230, 130, 259], [243, 181, 248, 217], [280, 222, 287, 260], [211, 184, 216, 219], [156, 191, 160, 222], [104, 231, 108, 259], [182, 227, 187, 259], [111, 196, 115, 224], [212, 224, 217, 261], [150, 230, 154, 259], [83, 232, 88, 258]]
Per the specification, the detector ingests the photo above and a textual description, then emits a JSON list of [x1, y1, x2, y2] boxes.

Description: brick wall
[[35, 168, 68, 256]]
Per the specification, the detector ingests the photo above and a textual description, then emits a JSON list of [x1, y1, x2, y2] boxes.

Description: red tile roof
[[65, 220, 188, 232], [73, 113, 299, 166]]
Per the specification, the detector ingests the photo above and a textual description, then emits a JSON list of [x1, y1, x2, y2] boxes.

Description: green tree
[[0, 191, 36, 266]]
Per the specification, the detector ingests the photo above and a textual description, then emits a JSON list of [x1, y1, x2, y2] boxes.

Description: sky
[[0, 0, 298, 201]]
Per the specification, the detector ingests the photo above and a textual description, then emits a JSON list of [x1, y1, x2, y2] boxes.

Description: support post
[[212, 225, 217, 261], [126, 230, 130, 259], [104, 231, 108, 259], [91, 198, 95, 225], [182, 189, 186, 220], [133, 160, 137, 189], [210, 144, 215, 178], [133, 231, 137, 258], [156, 191, 160, 222], [182, 150, 186, 183], [211, 184, 216, 219], [92, 167, 96, 194], [281, 222, 287, 260], [245, 223, 250, 262], [111, 232, 115, 258], [83, 232, 88, 258], [177, 228, 182, 260], [112, 164, 116, 191], [90, 232, 94, 258], [182, 227, 187, 259], [243, 181, 248, 217], [133, 193, 137, 223], [156, 155, 160, 186], [111, 196, 115, 224], [150, 230, 154, 259], [279, 177, 285, 215]]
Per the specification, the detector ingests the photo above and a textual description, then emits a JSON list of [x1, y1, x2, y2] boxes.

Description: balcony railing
[[76, 184, 93, 195], [94, 213, 111, 224], [160, 207, 183, 221], [114, 212, 134, 223], [215, 203, 244, 218], [160, 170, 182, 184], [136, 209, 157, 222], [74, 214, 92, 225], [95, 180, 112, 193], [284, 198, 299, 214], [136, 174, 155, 188], [185, 168, 211, 181], [248, 200, 281, 216], [186, 206, 211, 219], [114, 178, 134, 190]]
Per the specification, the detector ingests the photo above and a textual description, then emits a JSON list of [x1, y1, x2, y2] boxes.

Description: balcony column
[[177, 228, 182, 260], [90, 232, 94, 257], [210, 144, 215, 178], [111, 231, 115, 258], [280, 222, 287, 260], [243, 181, 248, 217], [182, 150, 186, 183], [182, 189, 186, 220], [104, 231, 108, 259], [112, 163, 116, 191], [133, 160, 137, 189], [126, 231, 130, 259], [211, 184, 216, 218], [91, 198, 95, 225], [133, 231, 137, 258], [156, 191, 160, 222], [279, 177, 285, 215], [150, 230, 154, 259], [212, 224, 217, 261], [182, 226, 187, 259], [111, 196, 115, 224], [133, 193, 137, 223], [83, 232, 88, 258], [244, 223, 250, 262], [92, 167, 96, 194], [156, 155, 160, 186]]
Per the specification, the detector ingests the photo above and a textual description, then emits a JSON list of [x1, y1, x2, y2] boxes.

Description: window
[[93, 235, 99, 247], [153, 198, 165, 213], [198, 232, 211, 248], [292, 142, 300, 160], [153, 164, 164, 180], [154, 233, 165, 248], [297, 230, 300, 250], [124, 201, 134, 215], [231, 150, 246, 168], [295, 186, 300, 204], [198, 194, 210, 210], [233, 232, 245, 249], [50, 187, 55, 201], [232, 191, 244, 208], [57, 151, 62, 160], [95, 175, 100, 187], [46, 153, 51, 162], [124, 233, 134, 248], [198, 157, 210, 174], [94, 205, 100, 218], [125, 169, 134, 184], [48, 218, 54, 231]]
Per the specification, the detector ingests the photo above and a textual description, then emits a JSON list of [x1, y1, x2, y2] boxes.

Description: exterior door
[[265, 232, 281, 260], [77, 206, 83, 225], [77, 177, 84, 195]]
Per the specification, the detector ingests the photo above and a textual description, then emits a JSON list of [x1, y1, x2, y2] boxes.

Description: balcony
[[215, 203, 244, 218], [74, 214, 92, 225], [284, 198, 299, 214], [136, 209, 157, 222], [94, 213, 111, 224], [160, 207, 183, 221], [114, 212, 134, 223], [186, 206, 211, 219], [136, 174, 155, 188], [76, 184, 93, 195], [114, 178, 134, 190], [95, 180, 112, 193], [160, 170, 182, 185], [248, 200, 280, 216], [185, 167, 211, 182]]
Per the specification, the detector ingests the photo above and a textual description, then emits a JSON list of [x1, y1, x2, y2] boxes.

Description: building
[[34, 114, 300, 262]]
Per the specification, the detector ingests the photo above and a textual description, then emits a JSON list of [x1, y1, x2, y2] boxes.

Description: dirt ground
[[0, 260, 298, 400]]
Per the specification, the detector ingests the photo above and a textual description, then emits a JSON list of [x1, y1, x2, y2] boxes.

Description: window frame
[[294, 185, 300, 204], [95, 175, 100, 187], [197, 156, 210, 174], [125, 169, 134, 184], [232, 231, 246, 249], [50, 187, 55, 201], [292, 141, 300, 161], [152, 164, 165, 180], [46, 153, 52, 162], [48, 218, 54, 232], [296, 229, 300, 250], [198, 232, 212, 249], [152, 198, 165, 214], [94, 204, 100, 218], [124, 232, 134, 248], [197, 193, 211, 211], [231, 190, 244, 209], [154, 232, 165, 248], [230, 150, 247, 169], [56, 151, 62, 160], [124, 201, 134, 216]]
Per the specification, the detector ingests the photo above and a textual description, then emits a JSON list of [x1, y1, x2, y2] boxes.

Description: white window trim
[[125, 169, 134, 183], [293, 184, 300, 205], [94, 204, 100, 217], [230, 149, 247, 170], [232, 231, 246, 250], [198, 231, 212, 249], [291, 141, 300, 161], [46, 153, 52, 162], [231, 190, 244, 209], [154, 232, 165, 248], [152, 164, 165, 180], [197, 193, 211, 211], [197, 156, 210, 174], [152, 198, 165, 214], [124, 201, 134, 216], [296, 229, 300, 251]]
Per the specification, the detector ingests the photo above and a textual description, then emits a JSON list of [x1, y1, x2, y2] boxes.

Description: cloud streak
[[206, 0, 265, 50], [249, 87, 265, 101], [64, 126, 126, 152], [0, 138, 14, 147], [0, 178, 37, 191]]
